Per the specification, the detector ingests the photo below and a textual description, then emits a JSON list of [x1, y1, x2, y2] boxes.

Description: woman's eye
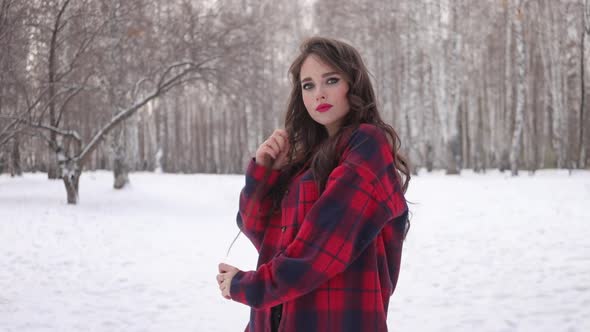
[[327, 77, 339, 84], [302, 83, 314, 90]]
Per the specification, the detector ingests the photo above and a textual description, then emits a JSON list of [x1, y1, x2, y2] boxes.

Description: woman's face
[[300, 55, 350, 137]]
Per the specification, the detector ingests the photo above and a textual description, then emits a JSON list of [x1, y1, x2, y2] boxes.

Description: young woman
[[216, 36, 410, 332]]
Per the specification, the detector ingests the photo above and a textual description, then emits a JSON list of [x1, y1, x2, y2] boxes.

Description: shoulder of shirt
[[344, 124, 402, 209], [345, 123, 390, 153], [339, 124, 392, 178]]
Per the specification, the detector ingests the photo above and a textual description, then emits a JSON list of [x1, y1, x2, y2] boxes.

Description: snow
[[1, 169, 589, 331]]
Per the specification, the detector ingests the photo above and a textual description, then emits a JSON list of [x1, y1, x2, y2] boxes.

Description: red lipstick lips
[[316, 103, 332, 112]]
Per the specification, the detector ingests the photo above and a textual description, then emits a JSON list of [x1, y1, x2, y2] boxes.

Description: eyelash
[[302, 77, 340, 90]]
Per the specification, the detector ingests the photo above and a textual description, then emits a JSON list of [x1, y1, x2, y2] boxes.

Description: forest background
[[1, 0, 589, 203]]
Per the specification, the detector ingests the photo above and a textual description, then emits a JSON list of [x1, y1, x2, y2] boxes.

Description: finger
[[216, 274, 223, 284], [265, 137, 280, 153], [222, 287, 231, 299], [219, 262, 237, 273], [278, 137, 290, 157], [255, 150, 273, 167], [272, 135, 289, 155], [267, 138, 283, 158], [275, 140, 290, 162], [274, 129, 288, 142], [219, 262, 231, 273], [262, 146, 277, 159], [275, 130, 290, 151]]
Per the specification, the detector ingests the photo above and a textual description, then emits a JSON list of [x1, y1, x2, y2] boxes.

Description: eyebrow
[[300, 72, 340, 84]]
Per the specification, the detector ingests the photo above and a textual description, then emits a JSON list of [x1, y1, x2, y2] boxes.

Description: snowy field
[[0, 169, 589, 332]]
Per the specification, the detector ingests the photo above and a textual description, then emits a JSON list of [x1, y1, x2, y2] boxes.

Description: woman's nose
[[315, 89, 326, 101]]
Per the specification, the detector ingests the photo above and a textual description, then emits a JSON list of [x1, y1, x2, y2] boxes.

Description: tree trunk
[[462, 97, 470, 169], [47, 1, 69, 180], [445, 135, 461, 175], [423, 60, 435, 173], [510, 3, 526, 176], [113, 139, 129, 189], [476, 94, 486, 172], [425, 143, 434, 172], [61, 160, 81, 205], [546, 3, 566, 168], [47, 151, 61, 179], [112, 119, 132, 189], [501, 2, 513, 171], [526, 49, 540, 173], [10, 135, 22, 177], [580, 0, 589, 167], [446, 3, 463, 175], [565, 1, 582, 170]]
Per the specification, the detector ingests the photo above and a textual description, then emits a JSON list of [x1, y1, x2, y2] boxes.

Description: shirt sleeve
[[236, 158, 281, 251], [230, 125, 407, 309]]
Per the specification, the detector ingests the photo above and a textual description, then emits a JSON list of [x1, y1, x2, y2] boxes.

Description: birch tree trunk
[[510, 2, 527, 175], [112, 128, 130, 188], [581, 0, 590, 167], [423, 60, 435, 172], [524, 37, 540, 173], [431, 0, 456, 174], [501, 2, 513, 172], [407, 1, 422, 174], [398, 0, 419, 173], [46, 1, 71, 180], [445, 2, 463, 175], [565, 1, 582, 171], [109, 11, 130, 189], [548, 2, 567, 168]]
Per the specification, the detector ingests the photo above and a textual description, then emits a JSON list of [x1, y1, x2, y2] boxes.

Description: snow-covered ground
[[0, 169, 589, 332]]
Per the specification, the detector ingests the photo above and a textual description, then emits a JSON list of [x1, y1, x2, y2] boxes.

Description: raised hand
[[254, 129, 290, 170]]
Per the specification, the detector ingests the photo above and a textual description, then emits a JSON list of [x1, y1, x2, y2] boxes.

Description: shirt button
[[281, 226, 287, 232]]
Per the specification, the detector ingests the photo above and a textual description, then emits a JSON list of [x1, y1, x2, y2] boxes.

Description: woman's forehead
[[300, 55, 340, 80]]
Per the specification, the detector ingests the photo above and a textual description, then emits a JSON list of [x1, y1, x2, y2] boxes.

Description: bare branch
[[34, 85, 81, 123], [131, 77, 152, 101], [0, 114, 81, 144], [56, 73, 93, 125], [0, 119, 21, 147], [55, 18, 109, 82], [78, 61, 205, 164]]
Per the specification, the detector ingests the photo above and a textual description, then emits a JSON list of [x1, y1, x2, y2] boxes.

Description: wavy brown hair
[[279, 36, 410, 196]]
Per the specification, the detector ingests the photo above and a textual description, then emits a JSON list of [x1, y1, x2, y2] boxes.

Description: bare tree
[[0, 0, 26, 151], [31, 62, 212, 204], [4, 0, 588, 184]]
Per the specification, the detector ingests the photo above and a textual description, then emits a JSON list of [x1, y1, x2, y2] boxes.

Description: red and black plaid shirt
[[232, 124, 408, 332]]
